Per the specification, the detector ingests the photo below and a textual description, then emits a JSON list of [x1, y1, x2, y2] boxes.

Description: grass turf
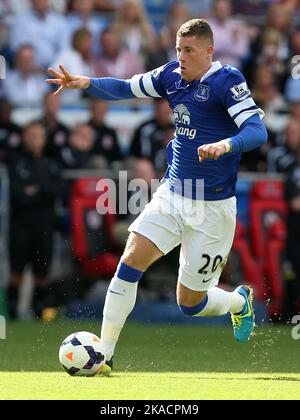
[[0, 320, 300, 400]]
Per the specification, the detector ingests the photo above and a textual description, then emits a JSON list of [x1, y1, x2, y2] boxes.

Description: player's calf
[[178, 284, 255, 343], [177, 285, 245, 317]]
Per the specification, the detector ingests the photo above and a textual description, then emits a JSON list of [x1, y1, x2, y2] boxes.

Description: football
[[59, 331, 105, 376]]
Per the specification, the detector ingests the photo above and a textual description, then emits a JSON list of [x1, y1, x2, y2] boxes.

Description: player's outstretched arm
[[46, 65, 164, 101], [46, 65, 91, 95]]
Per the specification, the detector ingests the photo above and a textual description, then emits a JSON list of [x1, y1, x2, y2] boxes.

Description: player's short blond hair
[[177, 19, 214, 44]]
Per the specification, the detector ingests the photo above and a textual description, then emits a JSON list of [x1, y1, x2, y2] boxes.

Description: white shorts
[[128, 183, 236, 291]]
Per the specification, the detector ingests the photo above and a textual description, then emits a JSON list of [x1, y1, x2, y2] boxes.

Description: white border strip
[[142, 73, 161, 98], [130, 74, 148, 98], [228, 97, 256, 118], [234, 108, 265, 127]]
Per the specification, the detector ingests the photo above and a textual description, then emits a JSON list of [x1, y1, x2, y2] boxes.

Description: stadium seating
[[70, 178, 119, 278], [231, 220, 266, 300], [264, 219, 286, 317], [249, 180, 287, 260]]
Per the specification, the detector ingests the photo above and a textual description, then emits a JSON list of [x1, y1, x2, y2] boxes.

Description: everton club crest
[[194, 84, 210, 102]]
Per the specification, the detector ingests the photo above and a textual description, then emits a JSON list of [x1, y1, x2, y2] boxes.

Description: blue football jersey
[[129, 61, 264, 200]]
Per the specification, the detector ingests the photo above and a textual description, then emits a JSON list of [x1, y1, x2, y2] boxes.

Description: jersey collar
[[200, 61, 222, 82], [173, 61, 223, 88]]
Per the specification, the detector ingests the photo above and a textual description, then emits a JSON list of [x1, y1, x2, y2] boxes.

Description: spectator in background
[[284, 28, 300, 103], [265, 3, 292, 48], [268, 118, 300, 173], [60, 123, 98, 169], [232, 0, 276, 15], [39, 92, 69, 161], [251, 64, 289, 135], [130, 98, 174, 177], [88, 99, 122, 165], [182, 0, 213, 17], [145, 20, 178, 71], [2, 44, 48, 107], [239, 139, 271, 173], [9, 0, 70, 69], [208, 0, 252, 68], [253, 28, 288, 89], [145, 2, 190, 70], [51, 28, 94, 104], [7, 121, 61, 319], [284, 144, 300, 320], [112, 0, 155, 66], [284, 0, 300, 12], [93, 26, 144, 78], [168, 2, 191, 27], [93, 0, 119, 12], [0, 0, 68, 16], [248, 4, 292, 79], [0, 20, 13, 68], [291, 101, 300, 119], [66, 0, 107, 55], [0, 98, 22, 164]]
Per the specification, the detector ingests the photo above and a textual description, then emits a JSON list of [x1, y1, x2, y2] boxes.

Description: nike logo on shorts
[[202, 277, 213, 283]]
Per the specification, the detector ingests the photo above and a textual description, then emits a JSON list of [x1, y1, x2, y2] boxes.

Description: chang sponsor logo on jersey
[[173, 104, 196, 140]]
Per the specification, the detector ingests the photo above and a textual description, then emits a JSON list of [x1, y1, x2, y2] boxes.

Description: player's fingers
[[206, 146, 215, 158], [199, 144, 207, 160], [48, 68, 63, 78], [59, 64, 74, 80], [198, 145, 208, 155], [53, 85, 65, 96], [45, 78, 63, 85], [213, 149, 222, 160], [202, 146, 213, 159], [198, 146, 208, 162]]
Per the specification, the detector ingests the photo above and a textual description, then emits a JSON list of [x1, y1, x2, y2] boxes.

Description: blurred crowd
[[1, 0, 300, 319]]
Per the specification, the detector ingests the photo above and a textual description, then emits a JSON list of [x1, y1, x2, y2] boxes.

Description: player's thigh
[[178, 197, 236, 294], [121, 231, 164, 271], [126, 184, 182, 271]]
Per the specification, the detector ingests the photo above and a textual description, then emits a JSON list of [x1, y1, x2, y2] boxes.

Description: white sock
[[195, 287, 245, 317], [101, 276, 138, 360]]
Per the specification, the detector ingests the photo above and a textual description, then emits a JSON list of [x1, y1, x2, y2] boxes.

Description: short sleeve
[[219, 67, 265, 128]]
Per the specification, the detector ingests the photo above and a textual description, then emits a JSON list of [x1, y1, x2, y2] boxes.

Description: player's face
[[176, 35, 213, 82]]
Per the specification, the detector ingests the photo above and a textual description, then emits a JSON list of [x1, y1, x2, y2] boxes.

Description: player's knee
[[121, 233, 162, 271], [121, 253, 149, 272], [178, 295, 208, 317]]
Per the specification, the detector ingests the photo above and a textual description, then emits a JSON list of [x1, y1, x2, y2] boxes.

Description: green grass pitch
[[0, 320, 300, 400]]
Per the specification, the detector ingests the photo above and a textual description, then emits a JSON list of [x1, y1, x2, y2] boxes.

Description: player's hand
[[46, 65, 90, 95], [198, 141, 228, 162]]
